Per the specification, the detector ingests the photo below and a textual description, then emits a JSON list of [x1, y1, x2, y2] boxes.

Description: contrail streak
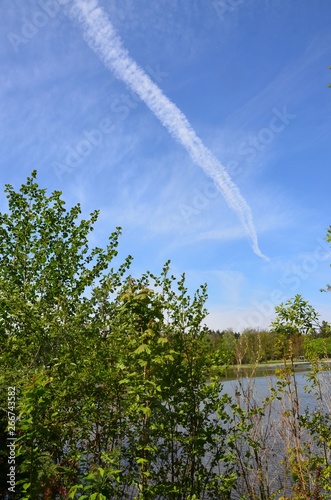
[[68, 0, 268, 260]]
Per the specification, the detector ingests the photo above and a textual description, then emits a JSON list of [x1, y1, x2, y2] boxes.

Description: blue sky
[[1, 0, 331, 331]]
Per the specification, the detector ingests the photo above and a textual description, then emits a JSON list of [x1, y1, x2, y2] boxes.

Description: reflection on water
[[220, 362, 312, 381], [221, 367, 331, 413], [218, 366, 331, 499]]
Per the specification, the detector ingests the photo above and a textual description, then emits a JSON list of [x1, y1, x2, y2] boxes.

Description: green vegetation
[[209, 313, 331, 367], [1, 173, 331, 499]]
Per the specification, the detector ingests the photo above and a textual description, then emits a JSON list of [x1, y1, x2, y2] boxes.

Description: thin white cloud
[[67, 0, 268, 260]]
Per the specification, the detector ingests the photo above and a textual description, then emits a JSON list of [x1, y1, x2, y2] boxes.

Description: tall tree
[[271, 294, 320, 359], [0, 173, 235, 499]]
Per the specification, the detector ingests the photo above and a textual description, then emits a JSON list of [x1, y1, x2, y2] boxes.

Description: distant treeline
[[208, 321, 331, 365]]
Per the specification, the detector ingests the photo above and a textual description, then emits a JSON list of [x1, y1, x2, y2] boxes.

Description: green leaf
[[134, 344, 151, 355], [157, 337, 168, 345]]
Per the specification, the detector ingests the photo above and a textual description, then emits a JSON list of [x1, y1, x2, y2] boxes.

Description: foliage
[[1, 173, 331, 499], [235, 328, 274, 365], [208, 329, 238, 366], [271, 294, 320, 360], [304, 336, 331, 359], [0, 173, 236, 499]]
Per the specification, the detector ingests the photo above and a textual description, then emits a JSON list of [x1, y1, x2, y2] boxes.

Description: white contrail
[[68, 0, 268, 260]]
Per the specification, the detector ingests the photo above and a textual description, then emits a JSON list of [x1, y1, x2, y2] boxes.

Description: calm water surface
[[218, 368, 331, 499]]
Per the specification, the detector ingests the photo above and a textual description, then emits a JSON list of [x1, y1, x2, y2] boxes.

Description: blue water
[[221, 369, 331, 412], [217, 369, 331, 499]]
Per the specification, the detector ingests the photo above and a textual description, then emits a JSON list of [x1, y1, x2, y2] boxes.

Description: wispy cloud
[[67, 0, 268, 260]]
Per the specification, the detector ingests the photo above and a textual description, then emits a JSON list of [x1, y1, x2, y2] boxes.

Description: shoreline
[[219, 359, 331, 381]]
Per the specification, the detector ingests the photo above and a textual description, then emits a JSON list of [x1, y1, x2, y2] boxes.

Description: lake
[[220, 363, 331, 410], [218, 366, 331, 499]]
